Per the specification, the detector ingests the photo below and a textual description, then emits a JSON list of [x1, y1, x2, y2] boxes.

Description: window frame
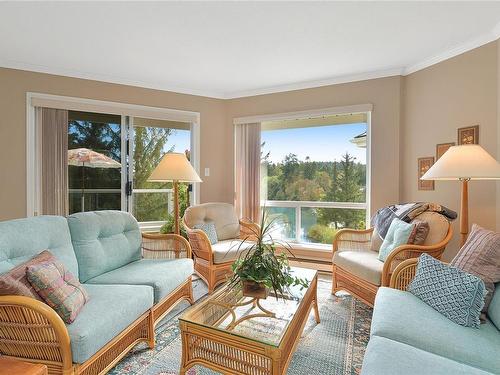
[[26, 92, 201, 230], [234, 105, 372, 251]]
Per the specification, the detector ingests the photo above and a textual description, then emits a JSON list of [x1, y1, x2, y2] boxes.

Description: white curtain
[[38, 107, 69, 215], [235, 123, 261, 223]]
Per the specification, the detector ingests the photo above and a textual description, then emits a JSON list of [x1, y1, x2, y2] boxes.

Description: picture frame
[[418, 157, 435, 191], [458, 125, 479, 145], [436, 142, 455, 160]]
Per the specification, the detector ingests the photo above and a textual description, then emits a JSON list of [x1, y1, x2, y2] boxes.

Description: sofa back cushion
[[0, 216, 78, 277], [411, 211, 449, 246], [488, 283, 500, 330], [183, 203, 240, 241], [67, 211, 141, 282]]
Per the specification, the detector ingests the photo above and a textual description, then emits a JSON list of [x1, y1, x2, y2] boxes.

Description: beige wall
[[227, 76, 403, 217], [1, 40, 499, 259], [401, 41, 498, 259], [0, 68, 230, 220]]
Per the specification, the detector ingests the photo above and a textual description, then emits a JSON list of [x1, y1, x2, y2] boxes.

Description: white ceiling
[[1, 2, 500, 99]]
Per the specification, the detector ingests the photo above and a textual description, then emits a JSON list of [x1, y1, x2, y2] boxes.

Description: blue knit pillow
[[408, 254, 487, 328], [193, 222, 218, 245]]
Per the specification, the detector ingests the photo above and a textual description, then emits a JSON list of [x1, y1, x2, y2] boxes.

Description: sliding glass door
[[65, 111, 193, 230], [67, 111, 123, 214]]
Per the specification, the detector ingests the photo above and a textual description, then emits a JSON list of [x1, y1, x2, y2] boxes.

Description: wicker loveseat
[[361, 258, 500, 375], [0, 210, 194, 375], [332, 211, 453, 306], [182, 202, 259, 293]]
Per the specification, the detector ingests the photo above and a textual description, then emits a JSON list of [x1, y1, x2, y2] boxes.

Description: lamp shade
[[421, 145, 500, 180], [148, 152, 202, 182]]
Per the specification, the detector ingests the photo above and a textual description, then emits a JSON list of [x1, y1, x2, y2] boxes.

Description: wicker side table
[[0, 357, 48, 375]]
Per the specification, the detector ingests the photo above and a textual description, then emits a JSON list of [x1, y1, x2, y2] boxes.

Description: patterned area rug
[[109, 275, 372, 375]]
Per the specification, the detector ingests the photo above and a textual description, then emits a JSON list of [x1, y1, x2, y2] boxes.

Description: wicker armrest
[[183, 226, 213, 262], [389, 258, 419, 291], [239, 219, 260, 241], [141, 233, 192, 259], [0, 295, 73, 373], [332, 227, 374, 254], [381, 225, 452, 286]]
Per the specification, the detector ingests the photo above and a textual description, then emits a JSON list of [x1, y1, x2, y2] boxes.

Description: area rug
[[109, 276, 372, 375]]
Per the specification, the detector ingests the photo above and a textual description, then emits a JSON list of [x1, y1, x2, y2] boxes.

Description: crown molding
[[223, 67, 404, 99], [2, 21, 500, 100], [403, 21, 500, 75], [0, 60, 227, 99]]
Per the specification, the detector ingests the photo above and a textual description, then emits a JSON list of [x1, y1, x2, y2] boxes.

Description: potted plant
[[229, 212, 309, 299]]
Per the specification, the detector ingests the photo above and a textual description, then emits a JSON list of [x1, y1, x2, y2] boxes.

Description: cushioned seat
[[371, 287, 500, 374], [85, 258, 193, 303], [362, 336, 491, 375], [67, 284, 153, 364], [211, 240, 254, 264], [332, 250, 383, 285]]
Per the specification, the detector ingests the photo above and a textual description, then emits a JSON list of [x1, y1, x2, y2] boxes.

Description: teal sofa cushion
[[378, 218, 413, 262], [0, 216, 78, 277], [67, 283, 153, 363], [67, 211, 142, 282], [85, 258, 193, 303], [488, 283, 500, 330], [371, 287, 500, 374], [408, 254, 486, 328], [362, 336, 491, 375]]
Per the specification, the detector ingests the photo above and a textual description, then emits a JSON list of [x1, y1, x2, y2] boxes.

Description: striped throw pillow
[[451, 224, 500, 314], [26, 258, 89, 324]]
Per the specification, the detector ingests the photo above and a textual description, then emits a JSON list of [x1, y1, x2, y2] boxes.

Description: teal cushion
[[488, 283, 500, 330], [67, 211, 142, 282], [378, 218, 413, 262], [362, 336, 491, 375], [371, 287, 500, 374], [193, 222, 218, 245], [67, 283, 153, 363], [85, 258, 193, 303], [0, 216, 78, 277], [408, 254, 486, 328]]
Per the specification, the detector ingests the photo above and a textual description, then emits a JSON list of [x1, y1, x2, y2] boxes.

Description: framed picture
[[458, 125, 479, 145], [418, 157, 434, 191], [436, 142, 455, 160]]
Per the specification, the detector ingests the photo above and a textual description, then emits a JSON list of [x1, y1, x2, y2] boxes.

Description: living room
[[0, 2, 499, 375]]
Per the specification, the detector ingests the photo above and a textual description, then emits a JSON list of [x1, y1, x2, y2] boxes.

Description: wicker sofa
[[0, 210, 194, 375], [361, 258, 500, 375]]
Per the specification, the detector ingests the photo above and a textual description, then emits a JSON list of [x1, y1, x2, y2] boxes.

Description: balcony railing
[[261, 200, 367, 245]]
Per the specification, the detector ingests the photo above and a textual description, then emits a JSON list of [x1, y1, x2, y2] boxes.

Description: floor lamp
[[148, 153, 202, 235], [421, 144, 500, 246]]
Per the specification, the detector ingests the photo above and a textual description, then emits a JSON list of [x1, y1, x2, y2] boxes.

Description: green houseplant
[[229, 212, 309, 299]]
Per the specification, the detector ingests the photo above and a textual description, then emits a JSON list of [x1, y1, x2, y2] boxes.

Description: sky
[[261, 122, 367, 164], [163, 129, 190, 153]]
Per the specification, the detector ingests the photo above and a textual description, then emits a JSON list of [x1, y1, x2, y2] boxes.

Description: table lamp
[[421, 144, 500, 245], [148, 152, 202, 235]]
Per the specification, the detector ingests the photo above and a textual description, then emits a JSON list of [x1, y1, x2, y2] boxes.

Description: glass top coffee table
[[179, 267, 320, 375]]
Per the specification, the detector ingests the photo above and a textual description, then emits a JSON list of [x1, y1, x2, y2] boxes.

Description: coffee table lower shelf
[[179, 274, 319, 375]]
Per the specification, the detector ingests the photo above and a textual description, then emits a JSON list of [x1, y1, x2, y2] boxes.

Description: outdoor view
[[261, 118, 367, 245], [68, 111, 191, 225]]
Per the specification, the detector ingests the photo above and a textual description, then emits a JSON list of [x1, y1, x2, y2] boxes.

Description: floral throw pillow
[[193, 222, 218, 245], [26, 258, 90, 324]]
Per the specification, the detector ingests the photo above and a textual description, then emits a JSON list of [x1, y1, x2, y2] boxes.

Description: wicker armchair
[[182, 203, 260, 293], [0, 233, 193, 375], [332, 211, 453, 306]]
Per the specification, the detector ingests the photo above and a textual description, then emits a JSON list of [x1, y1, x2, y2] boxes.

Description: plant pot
[[242, 280, 268, 299]]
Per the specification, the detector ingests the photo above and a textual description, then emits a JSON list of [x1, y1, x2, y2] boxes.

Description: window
[[68, 111, 122, 214], [131, 117, 191, 225], [260, 113, 368, 245]]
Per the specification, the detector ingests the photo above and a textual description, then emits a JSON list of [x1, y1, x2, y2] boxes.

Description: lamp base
[[460, 179, 469, 246]]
